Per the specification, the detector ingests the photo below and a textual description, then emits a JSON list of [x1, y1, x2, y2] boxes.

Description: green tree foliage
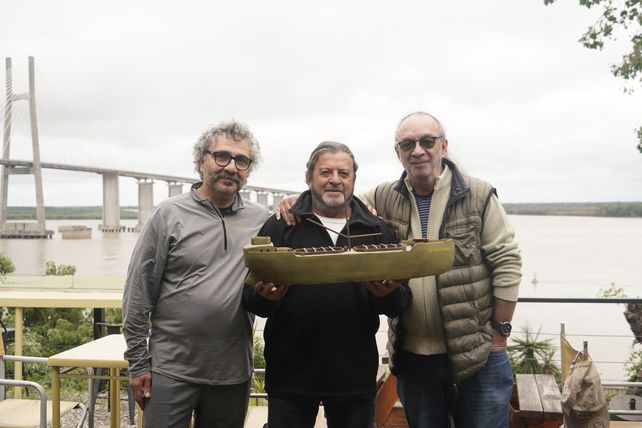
[[44, 261, 77, 276], [544, 0, 642, 151], [251, 336, 267, 405], [625, 345, 642, 381], [598, 281, 627, 298], [508, 326, 561, 383], [0, 251, 15, 282], [2, 261, 87, 382]]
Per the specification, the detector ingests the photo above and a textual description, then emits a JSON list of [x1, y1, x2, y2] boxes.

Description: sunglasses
[[396, 135, 443, 152]]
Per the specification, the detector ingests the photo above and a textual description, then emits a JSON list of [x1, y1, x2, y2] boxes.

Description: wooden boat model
[[243, 236, 455, 285]]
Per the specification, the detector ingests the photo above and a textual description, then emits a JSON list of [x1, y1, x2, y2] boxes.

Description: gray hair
[[193, 120, 261, 178], [394, 111, 447, 145], [305, 141, 358, 182]]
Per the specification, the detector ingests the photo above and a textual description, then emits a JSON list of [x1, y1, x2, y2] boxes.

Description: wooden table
[[48, 334, 129, 428], [514, 374, 563, 428], [0, 276, 124, 397]]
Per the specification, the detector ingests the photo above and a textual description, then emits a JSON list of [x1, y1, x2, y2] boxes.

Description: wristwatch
[[490, 318, 512, 337]]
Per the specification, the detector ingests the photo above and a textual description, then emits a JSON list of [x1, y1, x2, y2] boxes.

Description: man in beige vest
[[277, 112, 522, 428]]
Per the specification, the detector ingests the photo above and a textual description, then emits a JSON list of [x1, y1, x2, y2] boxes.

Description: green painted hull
[[243, 237, 455, 285]]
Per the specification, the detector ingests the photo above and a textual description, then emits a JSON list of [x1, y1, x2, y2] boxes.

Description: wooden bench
[[512, 374, 563, 428]]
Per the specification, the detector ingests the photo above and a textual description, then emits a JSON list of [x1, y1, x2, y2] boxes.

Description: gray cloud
[[1, 0, 641, 205]]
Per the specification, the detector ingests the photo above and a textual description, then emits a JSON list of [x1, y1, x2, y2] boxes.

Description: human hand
[[362, 280, 402, 297], [254, 281, 289, 301], [274, 195, 300, 226], [129, 371, 152, 410]]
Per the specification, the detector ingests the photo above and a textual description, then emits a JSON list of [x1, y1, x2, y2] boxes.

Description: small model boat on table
[[243, 236, 455, 285]]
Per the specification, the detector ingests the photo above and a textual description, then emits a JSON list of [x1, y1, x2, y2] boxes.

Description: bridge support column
[[240, 190, 251, 201], [138, 180, 154, 226], [168, 182, 183, 197], [257, 192, 268, 208], [101, 173, 120, 230], [272, 193, 284, 209]]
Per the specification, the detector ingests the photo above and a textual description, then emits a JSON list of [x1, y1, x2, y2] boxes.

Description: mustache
[[324, 185, 344, 191], [212, 172, 241, 185]]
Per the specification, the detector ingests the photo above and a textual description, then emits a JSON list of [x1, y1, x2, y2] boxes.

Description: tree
[[44, 260, 77, 276], [0, 252, 15, 282], [544, 0, 642, 151]]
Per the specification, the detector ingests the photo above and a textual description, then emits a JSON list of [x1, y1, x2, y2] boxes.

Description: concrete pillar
[[1, 58, 13, 228], [272, 193, 284, 209], [240, 189, 251, 201], [168, 182, 183, 197], [101, 173, 120, 229], [257, 192, 268, 208], [138, 180, 154, 226], [28, 56, 46, 231]]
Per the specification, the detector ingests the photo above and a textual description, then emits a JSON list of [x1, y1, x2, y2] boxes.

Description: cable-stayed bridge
[[1, 57, 293, 238]]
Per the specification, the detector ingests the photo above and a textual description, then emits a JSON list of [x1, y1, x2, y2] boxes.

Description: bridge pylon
[[0, 57, 52, 238]]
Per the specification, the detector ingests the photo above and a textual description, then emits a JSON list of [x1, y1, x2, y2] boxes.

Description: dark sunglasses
[[396, 135, 443, 152]]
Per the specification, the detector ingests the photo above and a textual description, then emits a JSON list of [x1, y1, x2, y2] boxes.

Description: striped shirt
[[414, 192, 433, 238]]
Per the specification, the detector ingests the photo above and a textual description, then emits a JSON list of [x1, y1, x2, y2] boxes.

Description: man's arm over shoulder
[[358, 187, 377, 210], [122, 208, 169, 377], [481, 194, 522, 302]]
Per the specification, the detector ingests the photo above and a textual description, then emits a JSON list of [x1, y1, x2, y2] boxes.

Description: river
[[0, 215, 640, 380]]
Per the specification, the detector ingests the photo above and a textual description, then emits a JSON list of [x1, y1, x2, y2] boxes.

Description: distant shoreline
[[6, 206, 138, 220], [5, 202, 642, 219], [502, 202, 642, 217]]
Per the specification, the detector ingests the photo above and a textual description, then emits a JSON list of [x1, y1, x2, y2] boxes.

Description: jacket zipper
[[210, 204, 228, 255]]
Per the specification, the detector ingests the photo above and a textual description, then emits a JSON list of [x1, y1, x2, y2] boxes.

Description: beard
[[310, 187, 352, 212]]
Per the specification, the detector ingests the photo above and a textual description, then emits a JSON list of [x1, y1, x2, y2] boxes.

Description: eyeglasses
[[396, 135, 443, 152], [206, 150, 253, 170]]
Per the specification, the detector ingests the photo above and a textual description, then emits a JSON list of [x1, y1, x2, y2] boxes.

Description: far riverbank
[[5, 202, 642, 219]]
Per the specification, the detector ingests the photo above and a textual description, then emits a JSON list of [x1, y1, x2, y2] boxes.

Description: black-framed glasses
[[206, 150, 253, 170], [396, 135, 443, 152]]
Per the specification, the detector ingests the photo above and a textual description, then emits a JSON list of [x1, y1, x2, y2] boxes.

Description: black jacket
[[242, 191, 412, 398]]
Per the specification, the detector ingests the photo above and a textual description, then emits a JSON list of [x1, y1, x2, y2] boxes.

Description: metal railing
[[519, 298, 642, 420]]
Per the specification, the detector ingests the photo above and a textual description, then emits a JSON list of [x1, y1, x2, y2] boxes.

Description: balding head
[[395, 112, 446, 144]]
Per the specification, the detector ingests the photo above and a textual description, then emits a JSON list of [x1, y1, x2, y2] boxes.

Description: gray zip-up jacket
[[123, 184, 270, 384]]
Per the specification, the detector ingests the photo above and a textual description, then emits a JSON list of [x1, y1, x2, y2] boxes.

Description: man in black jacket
[[242, 141, 411, 428]]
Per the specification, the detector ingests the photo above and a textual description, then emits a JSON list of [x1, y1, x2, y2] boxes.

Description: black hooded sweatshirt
[[242, 191, 412, 398]]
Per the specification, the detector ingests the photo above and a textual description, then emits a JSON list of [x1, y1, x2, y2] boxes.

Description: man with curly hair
[[123, 120, 270, 428]]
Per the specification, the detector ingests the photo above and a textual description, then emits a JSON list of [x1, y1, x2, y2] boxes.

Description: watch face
[[500, 323, 512, 336]]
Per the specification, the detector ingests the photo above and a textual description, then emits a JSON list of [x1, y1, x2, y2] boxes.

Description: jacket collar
[[190, 182, 245, 213], [394, 158, 470, 205], [289, 190, 380, 228]]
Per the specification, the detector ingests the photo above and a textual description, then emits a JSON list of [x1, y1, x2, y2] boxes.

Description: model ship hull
[[243, 236, 455, 285]]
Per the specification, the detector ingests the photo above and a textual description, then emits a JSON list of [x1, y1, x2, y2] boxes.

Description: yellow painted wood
[[110, 368, 120, 428], [0, 289, 123, 308], [0, 399, 78, 428], [14, 307, 22, 399], [51, 367, 61, 428], [48, 334, 128, 369], [48, 335, 129, 428], [2, 274, 125, 289], [0, 283, 124, 402]]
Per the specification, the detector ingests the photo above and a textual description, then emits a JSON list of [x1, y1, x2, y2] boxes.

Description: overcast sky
[[2, 0, 641, 206]]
